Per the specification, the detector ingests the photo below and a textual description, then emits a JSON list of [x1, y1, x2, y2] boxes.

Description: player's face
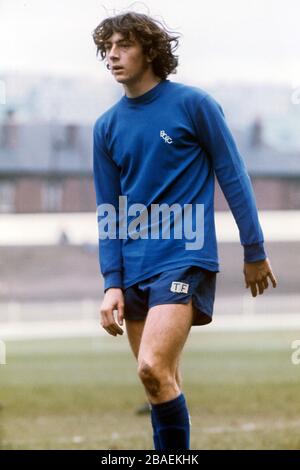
[[104, 31, 152, 85]]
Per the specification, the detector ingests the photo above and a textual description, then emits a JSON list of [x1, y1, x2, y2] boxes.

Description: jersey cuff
[[243, 242, 267, 263], [104, 271, 123, 293]]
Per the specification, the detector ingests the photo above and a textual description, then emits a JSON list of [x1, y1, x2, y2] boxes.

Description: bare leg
[[137, 299, 193, 404], [125, 317, 183, 389]]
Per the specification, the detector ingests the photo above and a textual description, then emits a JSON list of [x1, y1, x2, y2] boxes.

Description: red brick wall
[[214, 176, 300, 211], [63, 177, 96, 212], [15, 178, 44, 213], [5, 174, 300, 213]]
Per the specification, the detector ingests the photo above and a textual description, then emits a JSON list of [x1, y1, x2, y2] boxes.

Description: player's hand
[[100, 288, 124, 336], [243, 257, 277, 297]]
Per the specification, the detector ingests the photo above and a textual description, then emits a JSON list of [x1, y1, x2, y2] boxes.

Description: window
[[42, 181, 63, 211], [0, 181, 15, 212]]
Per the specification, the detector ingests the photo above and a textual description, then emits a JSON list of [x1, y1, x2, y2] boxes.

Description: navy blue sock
[[151, 393, 190, 450], [150, 406, 161, 450]]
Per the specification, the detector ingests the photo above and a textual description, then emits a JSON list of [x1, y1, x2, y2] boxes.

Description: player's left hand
[[243, 257, 277, 297]]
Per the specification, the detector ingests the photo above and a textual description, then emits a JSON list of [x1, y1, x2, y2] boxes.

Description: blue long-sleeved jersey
[[93, 79, 266, 291]]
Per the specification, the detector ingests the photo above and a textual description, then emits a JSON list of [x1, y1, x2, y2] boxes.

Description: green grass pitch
[[1, 329, 300, 449]]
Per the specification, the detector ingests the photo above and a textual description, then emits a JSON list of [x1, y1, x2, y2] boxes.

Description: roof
[[0, 123, 299, 177], [0, 123, 92, 175], [234, 129, 300, 177]]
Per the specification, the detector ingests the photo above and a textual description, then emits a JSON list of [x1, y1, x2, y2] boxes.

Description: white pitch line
[[0, 211, 300, 245], [1, 313, 300, 341]]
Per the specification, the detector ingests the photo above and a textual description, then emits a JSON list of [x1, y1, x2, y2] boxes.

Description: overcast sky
[[1, 0, 300, 85]]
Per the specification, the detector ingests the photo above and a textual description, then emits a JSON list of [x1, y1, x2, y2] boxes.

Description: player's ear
[[146, 48, 157, 63]]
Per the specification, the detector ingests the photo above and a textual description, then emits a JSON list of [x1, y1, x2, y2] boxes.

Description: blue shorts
[[123, 265, 217, 326]]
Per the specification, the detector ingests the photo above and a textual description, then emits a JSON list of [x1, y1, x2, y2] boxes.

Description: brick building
[[0, 121, 300, 213]]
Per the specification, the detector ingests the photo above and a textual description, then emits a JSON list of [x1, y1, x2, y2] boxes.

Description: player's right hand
[[100, 288, 125, 336]]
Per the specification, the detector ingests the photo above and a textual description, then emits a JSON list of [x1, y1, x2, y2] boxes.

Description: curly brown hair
[[92, 12, 180, 80]]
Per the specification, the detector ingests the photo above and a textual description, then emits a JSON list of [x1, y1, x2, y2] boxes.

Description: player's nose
[[108, 44, 119, 60]]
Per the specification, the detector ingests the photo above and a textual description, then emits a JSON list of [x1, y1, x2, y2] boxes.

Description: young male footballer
[[92, 12, 277, 450]]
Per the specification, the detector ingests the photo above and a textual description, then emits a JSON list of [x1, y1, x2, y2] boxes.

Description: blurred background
[[0, 0, 300, 450]]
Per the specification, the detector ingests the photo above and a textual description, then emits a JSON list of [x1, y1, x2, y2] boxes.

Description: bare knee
[[137, 360, 175, 398]]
